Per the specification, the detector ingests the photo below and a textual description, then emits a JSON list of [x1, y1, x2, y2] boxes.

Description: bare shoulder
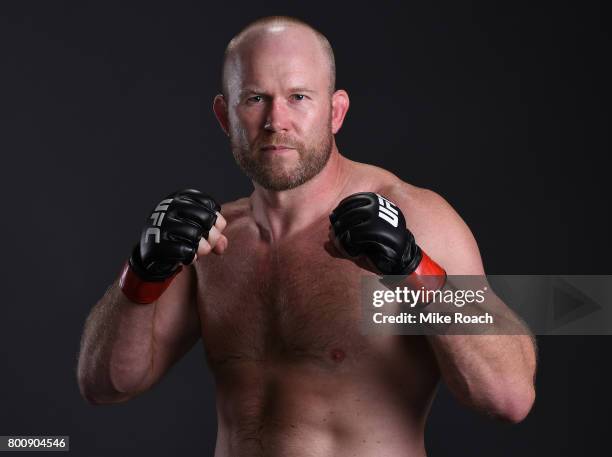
[[349, 162, 444, 215], [379, 179, 454, 229], [369, 169, 484, 275], [348, 162, 457, 230], [346, 161, 455, 220]]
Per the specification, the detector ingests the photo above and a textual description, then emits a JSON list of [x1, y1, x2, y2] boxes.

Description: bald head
[[213, 16, 350, 192], [221, 16, 336, 98]]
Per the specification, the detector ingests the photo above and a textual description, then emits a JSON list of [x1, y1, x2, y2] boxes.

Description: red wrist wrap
[[403, 251, 447, 292], [119, 262, 182, 304]]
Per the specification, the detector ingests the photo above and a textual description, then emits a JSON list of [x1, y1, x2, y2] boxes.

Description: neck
[[250, 147, 352, 242]]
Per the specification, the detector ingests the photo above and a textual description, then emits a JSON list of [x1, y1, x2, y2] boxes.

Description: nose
[[264, 97, 290, 132]]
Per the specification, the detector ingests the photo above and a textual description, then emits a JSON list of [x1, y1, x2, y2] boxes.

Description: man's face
[[224, 26, 334, 191]]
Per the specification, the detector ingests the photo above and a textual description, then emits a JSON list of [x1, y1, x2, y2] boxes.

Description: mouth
[[260, 145, 296, 153]]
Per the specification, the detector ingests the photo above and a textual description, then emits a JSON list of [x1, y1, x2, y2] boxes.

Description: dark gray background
[[1, 1, 610, 455]]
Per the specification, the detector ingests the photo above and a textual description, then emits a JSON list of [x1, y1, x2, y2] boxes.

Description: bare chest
[[195, 225, 375, 368]]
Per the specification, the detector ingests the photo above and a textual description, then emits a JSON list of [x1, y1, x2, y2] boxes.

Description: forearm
[[427, 333, 536, 421], [77, 279, 157, 404], [424, 278, 537, 422]]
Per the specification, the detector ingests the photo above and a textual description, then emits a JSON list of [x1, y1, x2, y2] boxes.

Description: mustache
[[254, 134, 301, 150]]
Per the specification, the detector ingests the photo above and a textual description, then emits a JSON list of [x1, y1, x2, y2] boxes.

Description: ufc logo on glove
[[376, 194, 399, 227], [145, 198, 173, 244]]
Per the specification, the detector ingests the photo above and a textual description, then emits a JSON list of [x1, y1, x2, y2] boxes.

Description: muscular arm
[[388, 185, 537, 423], [76, 265, 201, 404]]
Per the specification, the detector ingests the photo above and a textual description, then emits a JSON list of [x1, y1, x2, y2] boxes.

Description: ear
[[213, 94, 230, 136], [331, 89, 350, 134]]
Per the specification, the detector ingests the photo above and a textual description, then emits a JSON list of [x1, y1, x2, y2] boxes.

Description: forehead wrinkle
[[232, 52, 323, 97]]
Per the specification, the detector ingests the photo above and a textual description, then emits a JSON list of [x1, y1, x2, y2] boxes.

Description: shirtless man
[[77, 16, 536, 456]]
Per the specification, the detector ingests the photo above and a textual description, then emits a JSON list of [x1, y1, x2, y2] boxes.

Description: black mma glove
[[120, 189, 220, 304]]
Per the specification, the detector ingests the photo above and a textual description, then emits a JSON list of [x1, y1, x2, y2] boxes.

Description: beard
[[229, 113, 333, 191]]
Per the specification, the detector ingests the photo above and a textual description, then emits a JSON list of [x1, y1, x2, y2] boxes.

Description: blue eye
[[247, 95, 263, 103], [292, 94, 306, 101]]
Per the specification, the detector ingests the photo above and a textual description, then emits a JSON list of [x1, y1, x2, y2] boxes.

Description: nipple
[[330, 348, 346, 363]]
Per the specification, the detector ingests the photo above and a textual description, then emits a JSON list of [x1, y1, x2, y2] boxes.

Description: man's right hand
[[120, 189, 227, 304]]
